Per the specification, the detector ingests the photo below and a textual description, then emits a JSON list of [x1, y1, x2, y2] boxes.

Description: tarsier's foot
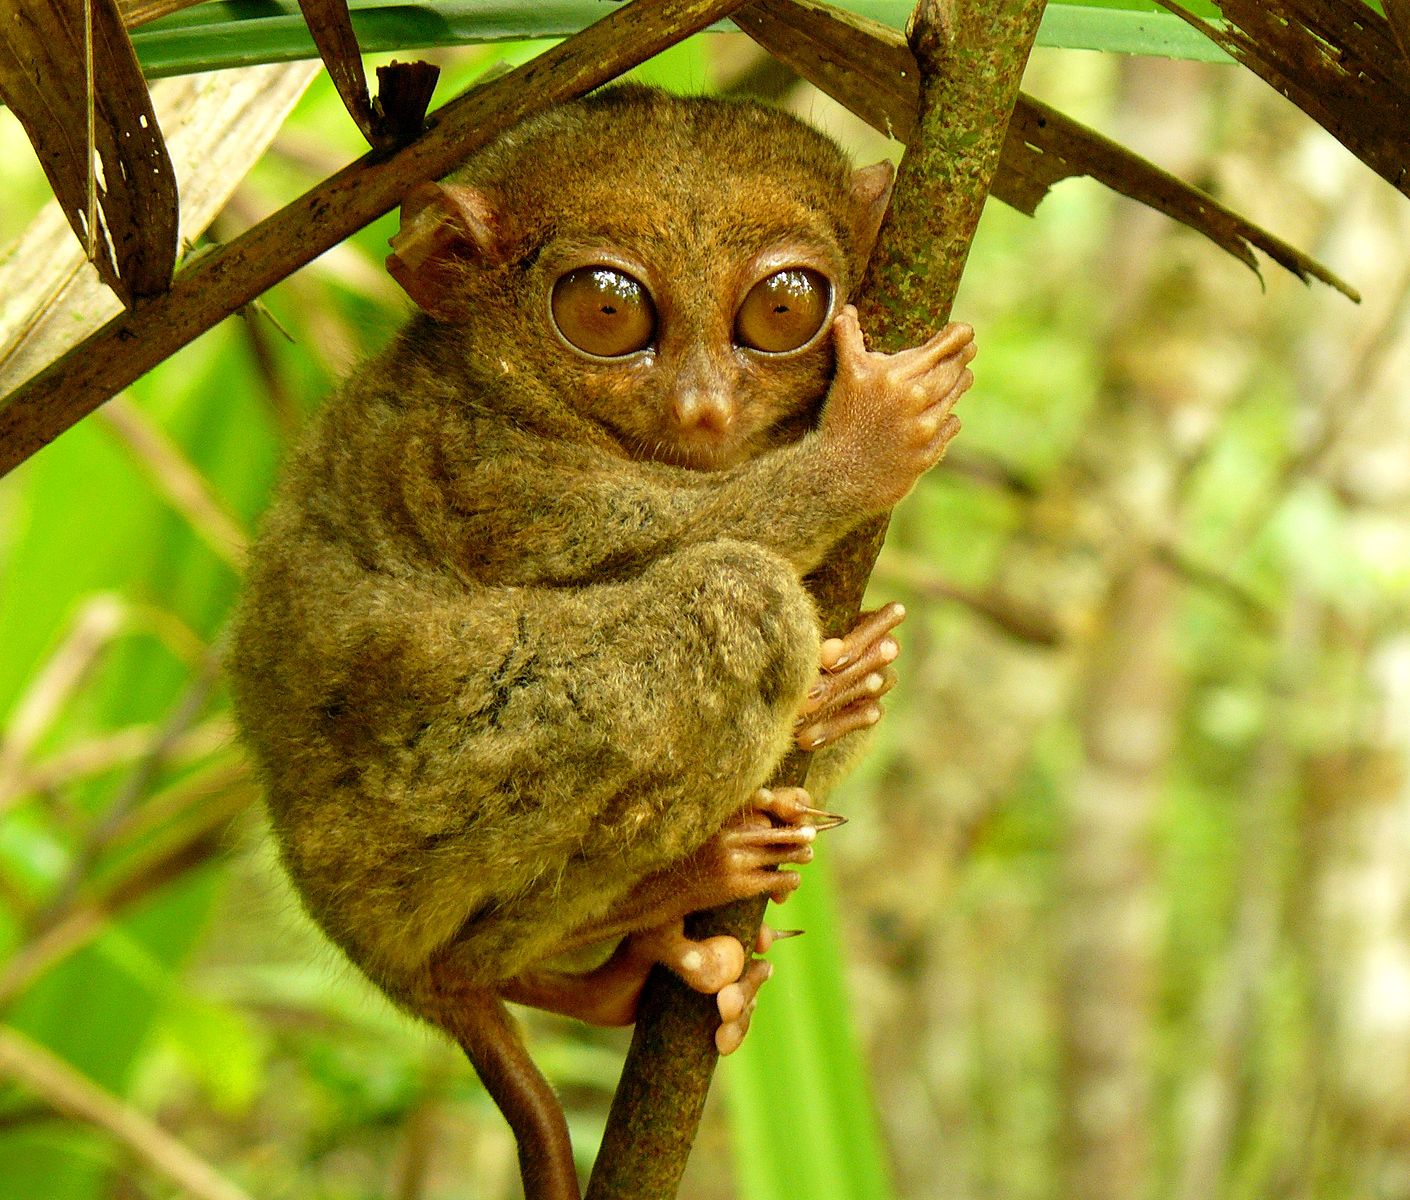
[[795, 601, 905, 751], [634, 920, 796, 1054]]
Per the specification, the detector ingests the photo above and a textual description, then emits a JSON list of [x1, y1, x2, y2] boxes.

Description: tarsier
[[229, 85, 974, 1200]]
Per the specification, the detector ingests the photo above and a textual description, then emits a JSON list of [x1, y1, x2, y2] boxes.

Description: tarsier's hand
[[821, 306, 976, 512], [795, 602, 904, 751]]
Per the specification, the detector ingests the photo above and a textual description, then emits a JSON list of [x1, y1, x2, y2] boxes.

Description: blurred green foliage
[[2, 16, 1409, 1200]]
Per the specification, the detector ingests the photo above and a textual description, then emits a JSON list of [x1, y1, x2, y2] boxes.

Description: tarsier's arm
[[415, 309, 975, 588]]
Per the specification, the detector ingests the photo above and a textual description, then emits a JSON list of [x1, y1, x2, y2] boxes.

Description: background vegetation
[[2, 21, 1409, 1200]]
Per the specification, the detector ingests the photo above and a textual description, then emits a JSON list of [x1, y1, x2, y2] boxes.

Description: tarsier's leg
[[795, 602, 906, 751], [502, 787, 834, 1049], [502, 924, 787, 1054]]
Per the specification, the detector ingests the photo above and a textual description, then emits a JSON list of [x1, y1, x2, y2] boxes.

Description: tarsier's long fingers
[[797, 602, 906, 751], [725, 823, 816, 866], [898, 322, 977, 381], [833, 307, 975, 384]]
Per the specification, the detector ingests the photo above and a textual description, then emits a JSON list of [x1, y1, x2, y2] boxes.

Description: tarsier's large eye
[[551, 267, 656, 357], [734, 268, 831, 354]]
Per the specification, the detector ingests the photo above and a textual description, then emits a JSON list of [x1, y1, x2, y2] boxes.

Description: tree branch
[[586, 0, 1048, 1194]]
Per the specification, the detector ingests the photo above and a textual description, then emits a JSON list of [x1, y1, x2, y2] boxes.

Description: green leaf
[[127, 0, 1232, 79], [726, 851, 896, 1200]]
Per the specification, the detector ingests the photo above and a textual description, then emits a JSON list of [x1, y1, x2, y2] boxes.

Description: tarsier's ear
[[386, 182, 502, 320], [848, 161, 896, 269]]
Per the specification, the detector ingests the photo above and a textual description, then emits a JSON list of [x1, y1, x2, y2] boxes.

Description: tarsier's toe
[[752, 786, 846, 831], [673, 934, 747, 994], [796, 699, 884, 752], [715, 958, 774, 1056], [796, 601, 905, 750]]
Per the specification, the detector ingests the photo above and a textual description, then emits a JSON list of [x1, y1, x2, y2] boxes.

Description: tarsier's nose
[[673, 388, 735, 437]]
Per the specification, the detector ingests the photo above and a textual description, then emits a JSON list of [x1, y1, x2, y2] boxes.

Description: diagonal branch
[[0, 0, 754, 481], [586, 0, 1047, 1195], [733, 0, 1357, 300]]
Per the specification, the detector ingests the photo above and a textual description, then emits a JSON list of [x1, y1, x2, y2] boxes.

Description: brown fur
[[228, 87, 882, 1018]]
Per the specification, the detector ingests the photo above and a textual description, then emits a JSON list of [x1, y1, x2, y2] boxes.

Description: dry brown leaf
[[1006, 94, 1359, 299], [298, 0, 382, 143], [0, 0, 178, 305], [0, 64, 320, 395], [1157, 0, 1410, 198], [297, 0, 439, 149], [734, 0, 1358, 299], [1387, 0, 1410, 64], [116, 0, 203, 27]]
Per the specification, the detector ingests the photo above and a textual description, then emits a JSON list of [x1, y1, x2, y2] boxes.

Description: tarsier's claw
[[801, 805, 847, 831]]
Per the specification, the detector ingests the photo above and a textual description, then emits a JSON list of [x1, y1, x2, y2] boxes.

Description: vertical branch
[[586, 0, 1047, 1195]]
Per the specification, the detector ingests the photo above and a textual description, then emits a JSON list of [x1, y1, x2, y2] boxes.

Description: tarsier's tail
[[439, 981, 581, 1200]]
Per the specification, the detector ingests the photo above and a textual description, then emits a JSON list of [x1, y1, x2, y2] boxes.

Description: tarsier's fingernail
[[808, 735, 825, 749], [803, 806, 848, 830], [808, 681, 826, 700]]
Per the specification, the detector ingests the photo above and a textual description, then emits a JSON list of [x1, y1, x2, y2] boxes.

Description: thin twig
[[35, 637, 229, 927], [0, 1024, 256, 1200], [0, 766, 252, 1008], [875, 549, 1067, 645], [96, 398, 248, 570], [2, 717, 232, 803], [0, 595, 127, 810]]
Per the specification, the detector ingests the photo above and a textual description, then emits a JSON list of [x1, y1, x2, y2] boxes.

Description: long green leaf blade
[[128, 0, 1232, 78]]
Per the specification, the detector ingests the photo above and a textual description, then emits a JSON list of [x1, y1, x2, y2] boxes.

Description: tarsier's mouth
[[653, 437, 751, 473]]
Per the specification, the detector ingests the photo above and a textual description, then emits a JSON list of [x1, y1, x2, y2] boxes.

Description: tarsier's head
[[387, 85, 893, 470]]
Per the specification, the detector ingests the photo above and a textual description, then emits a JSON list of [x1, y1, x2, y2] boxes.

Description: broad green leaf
[[126, 0, 1232, 78]]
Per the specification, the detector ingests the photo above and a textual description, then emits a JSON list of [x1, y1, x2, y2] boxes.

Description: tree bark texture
[[585, 1, 1048, 1195]]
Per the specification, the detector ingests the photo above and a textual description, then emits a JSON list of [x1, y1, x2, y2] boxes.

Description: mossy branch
[[585, 0, 1048, 1195]]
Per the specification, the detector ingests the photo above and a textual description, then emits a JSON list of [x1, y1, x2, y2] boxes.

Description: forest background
[[1, 11, 1408, 1200]]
